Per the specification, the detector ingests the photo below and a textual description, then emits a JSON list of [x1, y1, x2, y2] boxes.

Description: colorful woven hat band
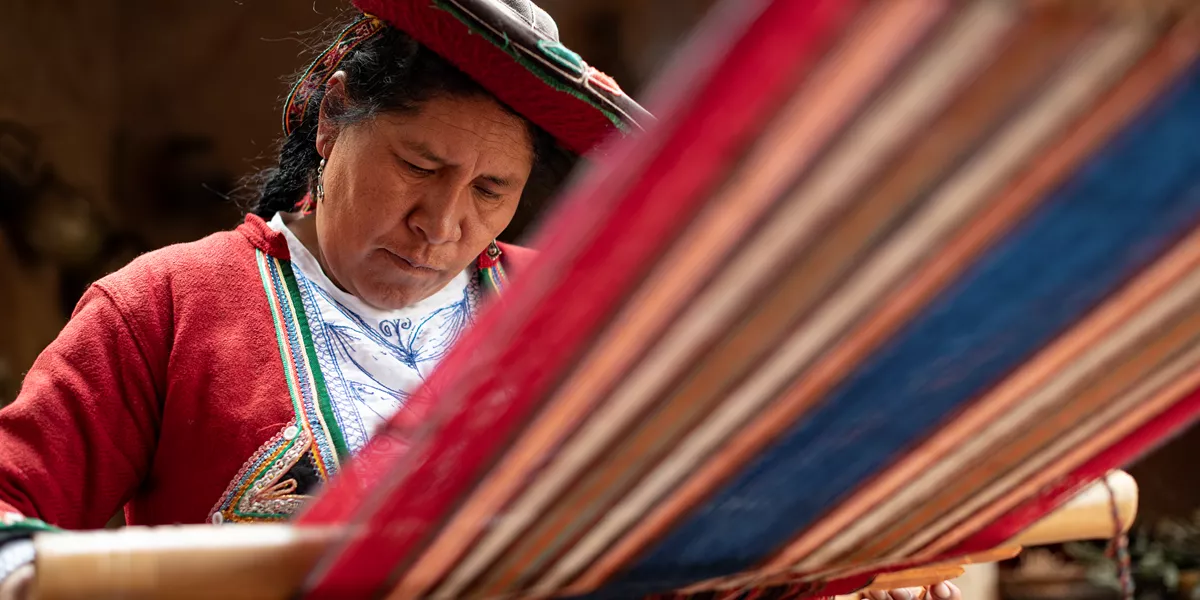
[[281, 1, 650, 154], [281, 14, 386, 136]]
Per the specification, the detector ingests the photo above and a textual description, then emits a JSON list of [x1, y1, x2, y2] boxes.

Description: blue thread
[[582, 64, 1200, 598]]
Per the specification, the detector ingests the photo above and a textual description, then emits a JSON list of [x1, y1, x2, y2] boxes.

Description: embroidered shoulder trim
[[210, 250, 354, 524], [209, 423, 314, 523], [258, 250, 348, 469]]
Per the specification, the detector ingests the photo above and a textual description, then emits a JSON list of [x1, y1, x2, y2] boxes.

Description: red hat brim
[[352, 0, 651, 155]]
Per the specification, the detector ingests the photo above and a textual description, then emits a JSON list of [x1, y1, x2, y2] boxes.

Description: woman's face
[[314, 88, 533, 310]]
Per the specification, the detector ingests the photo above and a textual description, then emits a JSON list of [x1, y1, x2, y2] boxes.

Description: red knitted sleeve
[[0, 282, 165, 532]]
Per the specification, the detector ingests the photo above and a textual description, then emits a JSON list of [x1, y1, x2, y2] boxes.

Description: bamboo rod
[[31, 471, 1138, 600], [1011, 469, 1138, 547], [854, 470, 1138, 596], [32, 524, 335, 600]]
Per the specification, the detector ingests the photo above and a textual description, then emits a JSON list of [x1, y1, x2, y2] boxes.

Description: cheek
[[468, 199, 520, 242], [320, 167, 409, 250], [314, 187, 383, 269]]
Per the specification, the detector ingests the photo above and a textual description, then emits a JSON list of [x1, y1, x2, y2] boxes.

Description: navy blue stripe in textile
[[580, 64, 1200, 599]]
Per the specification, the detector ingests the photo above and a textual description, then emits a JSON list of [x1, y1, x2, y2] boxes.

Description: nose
[[408, 187, 464, 245]]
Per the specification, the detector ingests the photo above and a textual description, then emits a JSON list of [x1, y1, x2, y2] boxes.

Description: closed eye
[[474, 185, 500, 200], [404, 161, 436, 176]]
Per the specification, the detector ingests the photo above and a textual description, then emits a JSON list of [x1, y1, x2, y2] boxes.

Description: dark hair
[[243, 20, 571, 227]]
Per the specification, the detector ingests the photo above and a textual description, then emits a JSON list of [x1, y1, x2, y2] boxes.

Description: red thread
[[1102, 474, 1134, 600], [589, 67, 624, 96]]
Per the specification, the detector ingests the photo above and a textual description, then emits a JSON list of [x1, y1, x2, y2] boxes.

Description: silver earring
[[315, 158, 326, 202]]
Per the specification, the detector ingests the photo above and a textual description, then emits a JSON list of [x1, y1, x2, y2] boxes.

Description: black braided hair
[[243, 20, 567, 223]]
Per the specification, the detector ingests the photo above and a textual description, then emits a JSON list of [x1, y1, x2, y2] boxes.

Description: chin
[[358, 288, 420, 311], [355, 278, 437, 311], [350, 259, 442, 310]]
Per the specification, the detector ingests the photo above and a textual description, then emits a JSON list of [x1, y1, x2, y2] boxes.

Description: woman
[[0, 1, 962, 598]]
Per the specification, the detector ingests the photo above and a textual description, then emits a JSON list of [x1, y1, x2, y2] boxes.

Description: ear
[[316, 71, 350, 160]]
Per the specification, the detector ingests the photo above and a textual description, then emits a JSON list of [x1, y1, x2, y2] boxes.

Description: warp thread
[[1102, 473, 1134, 600]]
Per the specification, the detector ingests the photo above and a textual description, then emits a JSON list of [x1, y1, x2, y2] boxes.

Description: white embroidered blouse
[[267, 213, 480, 452]]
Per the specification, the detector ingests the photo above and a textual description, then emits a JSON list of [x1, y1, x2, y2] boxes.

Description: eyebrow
[[480, 174, 514, 187], [400, 140, 521, 188], [401, 140, 449, 166]]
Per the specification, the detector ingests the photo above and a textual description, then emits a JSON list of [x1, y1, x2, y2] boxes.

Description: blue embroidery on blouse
[[296, 276, 370, 450], [320, 287, 474, 375], [292, 268, 476, 451]]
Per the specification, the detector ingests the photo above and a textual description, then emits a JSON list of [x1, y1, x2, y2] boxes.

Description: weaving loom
[[29, 0, 1200, 598]]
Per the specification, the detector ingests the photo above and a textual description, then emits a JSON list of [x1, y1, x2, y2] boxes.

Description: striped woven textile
[[299, 1, 1200, 598]]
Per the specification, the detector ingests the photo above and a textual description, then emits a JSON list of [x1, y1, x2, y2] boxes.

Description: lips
[[382, 249, 441, 274]]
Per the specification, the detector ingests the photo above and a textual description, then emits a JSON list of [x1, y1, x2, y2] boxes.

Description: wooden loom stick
[[865, 567, 966, 592], [1009, 470, 1137, 547], [28, 471, 1137, 600], [31, 525, 334, 600], [851, 471, 1137, 595]]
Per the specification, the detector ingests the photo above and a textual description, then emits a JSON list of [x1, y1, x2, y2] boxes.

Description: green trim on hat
[[432, 0, 631, 134], [536, 40, 585, 76]]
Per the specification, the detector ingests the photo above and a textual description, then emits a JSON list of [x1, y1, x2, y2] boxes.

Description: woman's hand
[[860, 581, 963, 600], [0, 565, 33, 600]]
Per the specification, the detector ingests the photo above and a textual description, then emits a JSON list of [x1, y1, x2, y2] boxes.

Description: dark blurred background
[[2, 2, 1200, 598], [0, 0, 717, 404]]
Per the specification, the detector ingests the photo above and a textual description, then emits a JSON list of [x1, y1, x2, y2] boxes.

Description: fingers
[[863, 582, 961, 600], [930, 581, 962, 600], [0, 565, 35, 600], [865, 587, 925, 600]]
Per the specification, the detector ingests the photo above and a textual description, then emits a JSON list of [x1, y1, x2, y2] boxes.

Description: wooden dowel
[[32, 524, 336, 600], [1011, 470, 1138, 547], [31, 472, 1138, 599], [867, 566, 966, 591], [836, 471, 1137, 600]]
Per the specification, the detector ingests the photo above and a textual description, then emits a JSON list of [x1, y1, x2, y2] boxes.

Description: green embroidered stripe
[[260, 253, 341, 475], [481, 268, 499, 296], [0, 516, 60, 536], [277, 260, 351, 461], [432, 0, 630, 134], [257, 252, 308, 420]]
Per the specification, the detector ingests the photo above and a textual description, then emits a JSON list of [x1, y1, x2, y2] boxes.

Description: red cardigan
[[0, 217, 855, 600], [0, 215, 533, 534]]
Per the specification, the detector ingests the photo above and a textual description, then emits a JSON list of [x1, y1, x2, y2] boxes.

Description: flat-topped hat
[[283, 0, 652, 155]]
